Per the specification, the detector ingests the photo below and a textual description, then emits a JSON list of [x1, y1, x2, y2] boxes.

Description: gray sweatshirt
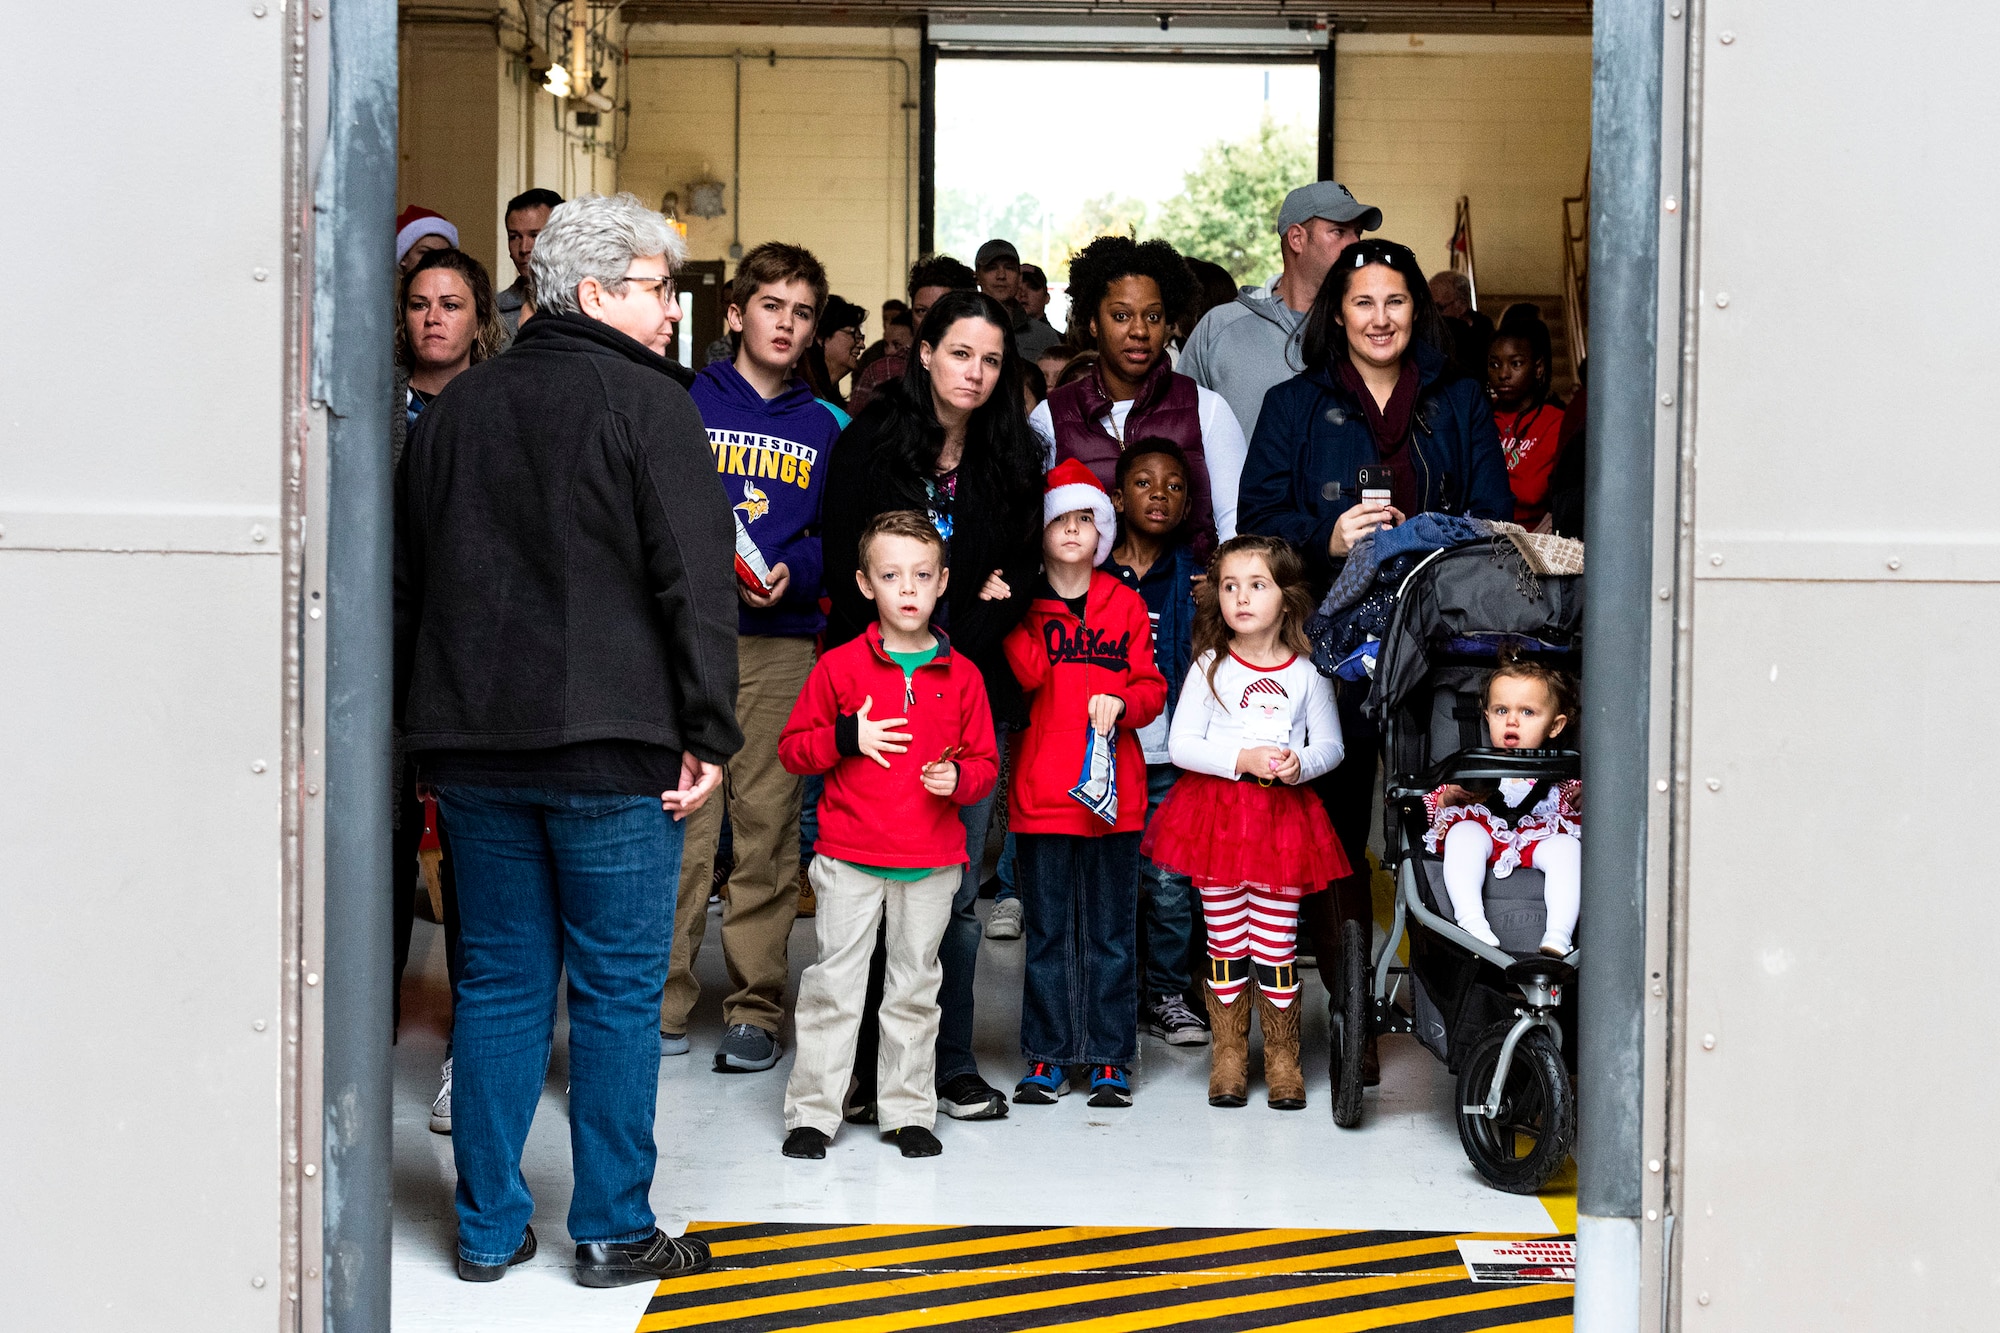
[[1177, 276, 1310, 443]]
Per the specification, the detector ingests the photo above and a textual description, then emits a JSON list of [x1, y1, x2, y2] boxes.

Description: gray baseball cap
[[1275, 182, 1382, 235], [975, 238, 1020, 269]]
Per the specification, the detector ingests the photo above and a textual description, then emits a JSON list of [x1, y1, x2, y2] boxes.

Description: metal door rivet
[[1702, 1033, 1716, 1049], [1886, 557, 1901, 570], [1715, 293, 1730, 308], [253, 267, 269, 282], [1669, 5, 1682, 16], [306, 972, 320, 986], [1698, 1291, 1711, 1305], [252, 4, 267, 14], [251, 759, 268, 773], [1649, 1159, 1662, 1172], [251, 525, 267, 542], [1705, 778, 1719, 791], [1664, 196, 1677, 212], [1656, 779, 1668, 792], [309, 606, 321, 619], [1719, 30, 1735, 43], [1652, 981, 1664, 995], [312, 6, 324, 15], [1646, 1208, 1659, 1221], [1709, 553, 1723, 565], [1660, 392, 1674, 405], [307, 783, 319, 796], [308, 1267, 319, 1279], [252, 1275, 266, 1288], [303, 1163, 317, 1177], [253, 1019, 266, 1031]]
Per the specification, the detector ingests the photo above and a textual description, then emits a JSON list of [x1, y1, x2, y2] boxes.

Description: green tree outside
[[1152, 117, 1314, 284]]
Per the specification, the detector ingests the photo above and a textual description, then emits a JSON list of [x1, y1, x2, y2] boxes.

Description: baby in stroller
[[1422, 651, 1581, 957]]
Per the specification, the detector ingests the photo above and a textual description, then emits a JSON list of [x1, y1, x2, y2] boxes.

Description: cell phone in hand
[[1356, 465, 1394, 511]]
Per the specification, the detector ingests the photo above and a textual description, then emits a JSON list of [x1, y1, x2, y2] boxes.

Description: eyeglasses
[[620, 273, 677, 304]]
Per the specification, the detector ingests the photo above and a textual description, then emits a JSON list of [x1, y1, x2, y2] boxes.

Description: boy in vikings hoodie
[[661, 242, 849, 1075]]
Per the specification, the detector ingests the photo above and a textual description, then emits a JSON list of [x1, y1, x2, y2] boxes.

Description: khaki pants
[[783, 856, 959, 1135], [661, 634, 815, 1035]]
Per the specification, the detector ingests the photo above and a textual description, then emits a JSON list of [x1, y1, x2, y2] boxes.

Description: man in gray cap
[[977, 237, 1061, 360], [1179, 181, 1382, 441]]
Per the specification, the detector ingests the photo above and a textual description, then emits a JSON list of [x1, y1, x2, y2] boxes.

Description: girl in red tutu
[[1141, 534, 1349, 1109]]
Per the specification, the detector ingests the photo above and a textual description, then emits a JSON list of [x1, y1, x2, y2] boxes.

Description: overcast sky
[[935, 60, 1319, 219]]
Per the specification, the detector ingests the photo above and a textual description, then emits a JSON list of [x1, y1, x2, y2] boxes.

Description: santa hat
[[1241, 676, 1290, 708], [395, 205, 459, 264], [1043, 457, 1116, 566]]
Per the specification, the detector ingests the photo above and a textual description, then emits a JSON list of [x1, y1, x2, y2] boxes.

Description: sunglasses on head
[[1348, 240, 1416, 267]]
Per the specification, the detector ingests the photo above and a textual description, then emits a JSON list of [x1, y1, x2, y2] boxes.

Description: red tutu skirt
[[1140, 771, 1351, 898]]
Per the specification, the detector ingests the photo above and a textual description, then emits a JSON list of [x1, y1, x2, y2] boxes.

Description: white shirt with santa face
[[1166, 649, 1345, 785]]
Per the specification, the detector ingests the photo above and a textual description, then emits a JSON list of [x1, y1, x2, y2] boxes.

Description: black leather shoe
[[575, 1229, 713, 1288], [889, 1126, 943, 1158], [456, 1225, 536, 1282], [783, 1126, 829, 1159]]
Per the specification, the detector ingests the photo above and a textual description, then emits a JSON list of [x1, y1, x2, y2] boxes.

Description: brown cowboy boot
[[1254, 965, 1307, 1110], [1203, 965, 1250, 1108]]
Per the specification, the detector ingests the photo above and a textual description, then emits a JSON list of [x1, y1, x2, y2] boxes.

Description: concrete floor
[[391, 894, 1566, 1332]]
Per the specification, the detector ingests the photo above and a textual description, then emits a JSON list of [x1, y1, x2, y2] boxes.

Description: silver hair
[[1429, 269, 1473, 303], [528, 192, 687, 317]]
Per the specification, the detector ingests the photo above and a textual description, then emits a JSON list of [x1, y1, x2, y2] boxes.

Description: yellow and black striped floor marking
[[635, 1223, 1572, 1332]]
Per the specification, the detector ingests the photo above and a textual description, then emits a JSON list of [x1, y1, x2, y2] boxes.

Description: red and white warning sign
[[1455, 1238, 1577, 1284]]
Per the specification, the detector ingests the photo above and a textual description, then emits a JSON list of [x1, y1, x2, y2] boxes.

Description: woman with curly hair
[[1028, 235, 1248, 556]]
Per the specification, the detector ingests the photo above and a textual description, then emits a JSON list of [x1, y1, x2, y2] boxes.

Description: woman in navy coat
[[1237, 237, 1512, 1088]]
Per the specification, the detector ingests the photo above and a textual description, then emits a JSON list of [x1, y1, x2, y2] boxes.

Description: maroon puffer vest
[[1046, 357, 1215, 555]]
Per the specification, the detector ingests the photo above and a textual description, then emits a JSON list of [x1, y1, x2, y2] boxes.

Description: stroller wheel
[[1329, 918, 1368, 1129], [1455, 1022, 1574, 1193]]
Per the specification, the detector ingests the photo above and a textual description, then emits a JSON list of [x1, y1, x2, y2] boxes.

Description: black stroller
[[1322, 539, 1583, 1194]]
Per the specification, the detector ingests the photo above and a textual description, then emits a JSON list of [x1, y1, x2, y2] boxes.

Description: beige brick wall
[[621, 23, 922, 325], [1335, 33, 1590, 300]]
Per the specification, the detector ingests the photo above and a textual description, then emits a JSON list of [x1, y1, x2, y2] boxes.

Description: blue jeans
[[799, 773, 823, 861], [937, 782, 998, 1082], [993, 832, 1018, 901], [1138, 764, 1197, 996], [1016, 831, 1141, 1067], [435, 786, 684, 1265]]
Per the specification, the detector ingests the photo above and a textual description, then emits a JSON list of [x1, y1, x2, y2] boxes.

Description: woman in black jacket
[[819, 288, 1045, 1121], [1237, 238, 1512, 1091]]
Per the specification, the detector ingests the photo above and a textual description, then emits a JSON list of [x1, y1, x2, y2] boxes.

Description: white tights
[[1440, 823, 1580, 954]]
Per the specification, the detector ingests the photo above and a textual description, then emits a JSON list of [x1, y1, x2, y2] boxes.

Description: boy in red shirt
[[1003, 460, 1168, 1109], [776, 511, 998, 1159]]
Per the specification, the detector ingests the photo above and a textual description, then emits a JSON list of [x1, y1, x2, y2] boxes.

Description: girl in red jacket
[[1002, 460, 1168, 1109], [776, 512, 998, 1160]]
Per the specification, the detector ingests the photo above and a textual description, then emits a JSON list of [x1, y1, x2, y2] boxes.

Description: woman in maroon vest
[[1027, 236, 1248, 556]]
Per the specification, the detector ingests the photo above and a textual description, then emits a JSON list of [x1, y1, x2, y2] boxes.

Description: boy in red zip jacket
[[776, 511, 998, 1160], [1003, 460, 1167, 1109]]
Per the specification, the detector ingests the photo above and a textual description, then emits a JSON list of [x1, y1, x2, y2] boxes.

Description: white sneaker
[[985, 897, 1024, 939], [429, 1058, 453, 1134]]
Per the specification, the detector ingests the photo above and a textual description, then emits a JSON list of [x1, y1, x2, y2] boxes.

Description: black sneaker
[[889, 1126, 943, 1157], [937, 1071, 1009, 1120], [782, 1126, 829, 1159], [714, 1023, 781, 1073], [574, 1229, 713, 1288], [1143, 993, 1211, 1046], [456, 1226, 535, 1283], [1012, 1061, 1069, 1104]]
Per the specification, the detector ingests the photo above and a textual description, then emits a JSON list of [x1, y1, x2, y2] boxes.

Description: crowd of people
[[389, 177, 1582, 1287]]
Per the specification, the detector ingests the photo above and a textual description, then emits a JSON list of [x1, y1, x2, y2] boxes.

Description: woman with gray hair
[[395, 191, 738, 1289]]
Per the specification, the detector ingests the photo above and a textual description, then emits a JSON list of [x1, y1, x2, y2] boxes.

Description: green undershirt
[[847, 643, 949, 881]]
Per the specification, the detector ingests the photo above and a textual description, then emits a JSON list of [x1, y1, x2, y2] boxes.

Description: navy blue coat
[[1237, 341, 1513, 586]]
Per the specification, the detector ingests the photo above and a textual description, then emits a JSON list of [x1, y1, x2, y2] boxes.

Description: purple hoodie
[[689, 360, 847, 637]]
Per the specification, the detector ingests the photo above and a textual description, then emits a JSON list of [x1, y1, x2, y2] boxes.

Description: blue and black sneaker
[[1087, 1065, 1133, 1108], [1012, 1061, 1069, 1104]]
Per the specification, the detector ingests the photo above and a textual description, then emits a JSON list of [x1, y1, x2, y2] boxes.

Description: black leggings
[[1305, 687, 1379, 1000]]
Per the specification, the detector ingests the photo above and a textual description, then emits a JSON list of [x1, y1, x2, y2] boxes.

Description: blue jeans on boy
[[435, 785, 685, 1266], [937, 783, 998, 1081], [992, 832, 1018, 901], [1138, 764, 1196, 997], [1016, 831, 1141, 1068], [799, 773, 822, 861]]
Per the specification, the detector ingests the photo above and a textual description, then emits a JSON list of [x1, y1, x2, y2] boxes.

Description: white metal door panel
[[1677, 2, 2000, 1325]]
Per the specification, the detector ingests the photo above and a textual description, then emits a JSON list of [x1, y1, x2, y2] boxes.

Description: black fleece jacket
[[394, 312, 743, 783]]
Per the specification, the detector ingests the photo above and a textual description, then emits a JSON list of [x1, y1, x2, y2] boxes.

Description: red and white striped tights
[[1198, 881, 1302, 1009]]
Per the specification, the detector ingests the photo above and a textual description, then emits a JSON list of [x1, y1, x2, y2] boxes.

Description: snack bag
[[1068, 727, 1119, 825], [733, 511, 776, 596]]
